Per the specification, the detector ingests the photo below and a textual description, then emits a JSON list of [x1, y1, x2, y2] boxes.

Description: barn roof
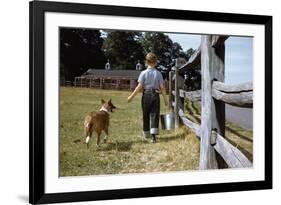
[[80, 69, 141, 80]]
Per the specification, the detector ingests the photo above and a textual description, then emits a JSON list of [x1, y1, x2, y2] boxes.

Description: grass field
[[59, 87, 199, 176], [59, 87, 252, 177]]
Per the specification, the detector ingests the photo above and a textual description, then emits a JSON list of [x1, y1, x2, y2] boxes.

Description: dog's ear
[[108, 99, 116, 109], [101, 99, 106, 104]]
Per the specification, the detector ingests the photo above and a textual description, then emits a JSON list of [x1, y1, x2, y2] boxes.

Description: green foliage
[[186, 48, 195, 60], [172, 42, 183, 58], [60, 28, 195, 82], [102, 31, 144, 70], [60, 28, 106, 81], [140, 32, 186, 66], [141, 32, 173, 65], [141, 32, 172, 55]]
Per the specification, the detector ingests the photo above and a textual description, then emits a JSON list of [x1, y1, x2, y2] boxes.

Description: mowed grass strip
[[60, 87, 200, 176]]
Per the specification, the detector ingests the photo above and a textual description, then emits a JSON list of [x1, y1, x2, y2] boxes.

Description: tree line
[[60, 28, 195, 81]]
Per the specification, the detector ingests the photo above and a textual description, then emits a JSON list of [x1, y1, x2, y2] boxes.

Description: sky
[[167, 33, 253, 85]]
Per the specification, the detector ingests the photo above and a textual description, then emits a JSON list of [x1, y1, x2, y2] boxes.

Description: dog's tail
[[84, 121, 91, 135], [84, 121, 90, 128]]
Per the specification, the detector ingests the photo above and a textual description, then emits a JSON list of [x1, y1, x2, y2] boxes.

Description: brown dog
[[84, 99, 116, 148]]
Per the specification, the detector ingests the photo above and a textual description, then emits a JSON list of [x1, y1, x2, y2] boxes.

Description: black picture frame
[[29, 0, 272, 204]]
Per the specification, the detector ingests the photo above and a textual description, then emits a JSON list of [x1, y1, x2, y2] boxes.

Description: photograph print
[[59, 27, 253, 177]]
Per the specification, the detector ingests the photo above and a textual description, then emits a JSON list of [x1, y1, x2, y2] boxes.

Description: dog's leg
[[96, 131, 101, 147], [84, 123, 92, 148], [84, 122, 94, 148], [86, 135, 91, 148], [103, 128, 109, 143], [86, 132, 93, 149]]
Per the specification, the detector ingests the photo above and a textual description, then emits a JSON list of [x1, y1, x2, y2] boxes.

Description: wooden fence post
[[168, 71, 173, 110], [211, 35, 225, 139], [200, 35, 225, 170], [89, 78, 92, 88], [129, 79, 134, 91], [174, 59, 185, 128], [178, 75, 185, 114], [174, 59, 180, 128], [100, 78, 103, 89]]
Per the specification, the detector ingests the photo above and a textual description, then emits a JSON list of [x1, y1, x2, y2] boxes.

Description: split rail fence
[[169, 35, 253, 169]]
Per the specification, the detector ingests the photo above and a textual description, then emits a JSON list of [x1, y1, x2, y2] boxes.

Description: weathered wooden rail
[[169, 35, 253, 170], [172, 90, 201, 101], [212, 81, 253, 108]]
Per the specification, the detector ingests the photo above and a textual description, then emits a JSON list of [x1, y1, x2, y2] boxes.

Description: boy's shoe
[[151, 134, 156, 143], [143, 131, 151, 139]]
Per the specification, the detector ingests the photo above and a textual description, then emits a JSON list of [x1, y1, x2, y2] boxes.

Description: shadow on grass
[[185, 102, 194, 115], [100, 141, 134, 152], [159, 134, 185, 143], [185, 111, 201, 124], [191, 101, 200, 116], [97, 133, 185, 151], [73, 136, 152, 152], [225, 126, 253, 143]]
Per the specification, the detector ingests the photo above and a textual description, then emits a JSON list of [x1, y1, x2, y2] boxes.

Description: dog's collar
[[100, 106, 109, 113]]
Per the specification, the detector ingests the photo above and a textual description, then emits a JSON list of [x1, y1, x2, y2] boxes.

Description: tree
[[186, 48, 195, 61], [171, 42, 183, 59], [141, 32, 174, 66], [60, 28, 106, 81], [183, 47, 201, 90], [102, 31, 144, 70]]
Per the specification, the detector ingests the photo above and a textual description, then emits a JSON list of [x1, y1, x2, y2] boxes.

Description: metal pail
[[160, 113, 175, 130]]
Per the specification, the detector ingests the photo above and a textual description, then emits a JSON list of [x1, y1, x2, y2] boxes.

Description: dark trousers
[[141, 92, 160, 136]]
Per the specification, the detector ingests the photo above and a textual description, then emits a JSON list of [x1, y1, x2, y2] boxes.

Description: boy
[[128, 53, 168, 143]]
